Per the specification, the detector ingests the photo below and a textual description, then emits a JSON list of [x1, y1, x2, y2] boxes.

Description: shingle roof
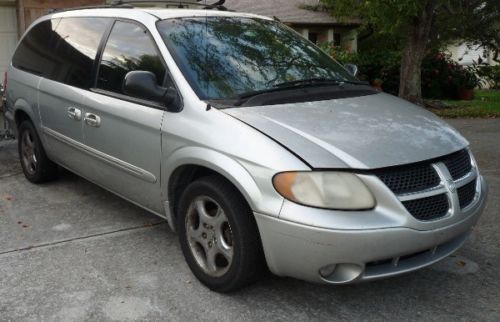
[[224, 0, 360, 25]]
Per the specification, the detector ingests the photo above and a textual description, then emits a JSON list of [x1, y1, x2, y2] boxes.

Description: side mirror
[[123, 71, 181, 111], [344, 63, 359, 77]]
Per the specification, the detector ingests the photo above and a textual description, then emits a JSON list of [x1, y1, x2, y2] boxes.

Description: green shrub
[[421, 52, 460, 99]]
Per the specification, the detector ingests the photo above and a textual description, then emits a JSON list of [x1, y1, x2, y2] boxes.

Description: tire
[[17, 120, 58, 183], [177, 175, 265, 292]]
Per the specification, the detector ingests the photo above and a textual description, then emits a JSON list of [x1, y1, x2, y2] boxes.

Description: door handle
[[84, 113, 101, 127], [67, 107, 82, 121]]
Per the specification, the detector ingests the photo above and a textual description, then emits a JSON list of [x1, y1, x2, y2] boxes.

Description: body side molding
[[41, 126, 157, 183]]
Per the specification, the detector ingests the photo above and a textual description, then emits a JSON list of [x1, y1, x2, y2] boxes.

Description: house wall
[[293, 25, 358, 52], [447, 42, 498, 66], [0, 0, 18, 78]]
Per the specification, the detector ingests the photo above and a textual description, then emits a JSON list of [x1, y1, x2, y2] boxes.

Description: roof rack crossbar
[[110, 0, 228, 10]]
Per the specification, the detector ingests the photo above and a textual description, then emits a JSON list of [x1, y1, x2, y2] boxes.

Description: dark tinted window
[[157, 18, 357, 100], [12, 18, 109, 89], [51, 17, 110, 88], [12, 19, 60, 77], [97, 21, 166, 94]]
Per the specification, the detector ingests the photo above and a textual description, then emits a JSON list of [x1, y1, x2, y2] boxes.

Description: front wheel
[[177, 176, 265, 292]]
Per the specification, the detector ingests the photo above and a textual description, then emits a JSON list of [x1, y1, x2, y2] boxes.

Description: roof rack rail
[[48, 4, 133, 14], [48, 0, 228, 14], [110, 0, 228, 10]]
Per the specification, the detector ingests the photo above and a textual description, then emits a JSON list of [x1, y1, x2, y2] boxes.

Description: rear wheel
[[177, 176, 264, 292], [17, 120, 58, 183]]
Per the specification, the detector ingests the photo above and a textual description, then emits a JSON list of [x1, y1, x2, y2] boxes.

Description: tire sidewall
[[177, 179, 248, 291], [17, 121, 49, 182]]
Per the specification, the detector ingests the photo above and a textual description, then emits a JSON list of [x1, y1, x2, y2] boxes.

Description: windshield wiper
[[233, 78, 368, 106], [273, 78, 368, 88]]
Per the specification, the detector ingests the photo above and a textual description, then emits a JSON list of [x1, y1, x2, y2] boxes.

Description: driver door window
[[97, 20, 166, 95]]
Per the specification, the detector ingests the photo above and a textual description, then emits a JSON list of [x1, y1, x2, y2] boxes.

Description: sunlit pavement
[[0, 119, 499, 321]]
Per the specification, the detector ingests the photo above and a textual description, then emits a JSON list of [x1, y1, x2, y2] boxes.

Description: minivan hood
[[223, 93, 468, 169]]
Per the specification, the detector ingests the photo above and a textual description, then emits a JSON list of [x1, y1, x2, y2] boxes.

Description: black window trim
[[90, 87, 167, 110]]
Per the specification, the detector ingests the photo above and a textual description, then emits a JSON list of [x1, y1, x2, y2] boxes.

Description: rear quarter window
[[12, 19, 59, 77], [12, 17, 110, 89]]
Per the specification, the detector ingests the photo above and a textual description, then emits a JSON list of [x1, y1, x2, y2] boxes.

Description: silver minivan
[[4, 3, 488, 292]]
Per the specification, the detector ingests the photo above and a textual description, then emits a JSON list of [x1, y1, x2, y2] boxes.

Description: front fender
[[162, 146, 285, 231]]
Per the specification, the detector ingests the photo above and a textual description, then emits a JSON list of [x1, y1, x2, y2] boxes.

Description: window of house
[[308, 32, 319, 44], [334, 33, 341, 46], [97, 21, 166, 95]]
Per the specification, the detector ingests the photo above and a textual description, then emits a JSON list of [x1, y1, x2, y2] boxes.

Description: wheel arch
[[163, 147, 264, 232], [14, 109, 32, 127], [12, 98, 39, 137]]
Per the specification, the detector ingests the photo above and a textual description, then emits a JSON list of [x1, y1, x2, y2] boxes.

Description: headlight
[[273, 171, 375, 210]]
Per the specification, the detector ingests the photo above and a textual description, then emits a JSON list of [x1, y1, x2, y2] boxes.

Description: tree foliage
[[319, 0, 500, 102], [321, 0, 499, 53]]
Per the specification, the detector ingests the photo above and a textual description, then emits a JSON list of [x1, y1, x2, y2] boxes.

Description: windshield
[[157, 17, 358, 100]]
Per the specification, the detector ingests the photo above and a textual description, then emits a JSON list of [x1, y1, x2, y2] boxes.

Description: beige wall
[[0, 1, 18, 76]]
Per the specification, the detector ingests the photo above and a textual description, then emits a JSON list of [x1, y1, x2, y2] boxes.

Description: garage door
[[0, 5, 18, 78]]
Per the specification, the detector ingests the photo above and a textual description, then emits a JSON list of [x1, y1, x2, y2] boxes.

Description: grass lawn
[[426, 90, 500, 118]]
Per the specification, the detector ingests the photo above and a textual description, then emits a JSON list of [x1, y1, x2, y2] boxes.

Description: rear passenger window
[[51, 18, 110, 89], [97, 21, 166, 94], [12, 17, 109, 89], [12, 20, 60, 77]]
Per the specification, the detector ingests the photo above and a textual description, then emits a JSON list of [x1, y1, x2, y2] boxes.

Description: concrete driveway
[[0, 119, 499, 321]]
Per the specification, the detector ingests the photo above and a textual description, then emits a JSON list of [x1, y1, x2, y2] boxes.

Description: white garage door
[[0, 5, 18, 81]]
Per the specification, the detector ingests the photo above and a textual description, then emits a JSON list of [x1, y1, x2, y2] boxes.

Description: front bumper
[[255, 176, 487, 284]]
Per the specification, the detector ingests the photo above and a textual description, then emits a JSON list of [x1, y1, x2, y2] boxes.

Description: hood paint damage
[[223, 93, 468, 169]]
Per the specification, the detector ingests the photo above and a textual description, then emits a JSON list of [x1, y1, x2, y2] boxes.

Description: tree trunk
[[398, 1, 437, 104]]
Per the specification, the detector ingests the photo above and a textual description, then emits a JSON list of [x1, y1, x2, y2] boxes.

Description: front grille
[[402, 194, 450, 221], [375, 164, 440, 194], [374, 149, 475, 221], [442, 149, 472, 180], [458, 180, 477, 209]]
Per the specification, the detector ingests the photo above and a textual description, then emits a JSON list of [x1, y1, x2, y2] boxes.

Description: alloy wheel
[[20, 129, 37, 175], [185, 196, 234, 277]]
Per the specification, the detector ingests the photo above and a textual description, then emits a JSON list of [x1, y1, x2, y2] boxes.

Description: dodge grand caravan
[[4, 2, 487, 292]]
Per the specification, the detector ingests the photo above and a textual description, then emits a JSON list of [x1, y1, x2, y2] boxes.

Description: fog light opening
[[319, 263, 363, 284], [319, 264, 337, 277]]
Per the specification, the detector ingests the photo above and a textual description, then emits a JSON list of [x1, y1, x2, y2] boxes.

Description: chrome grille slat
[[454, 168, 477, 188], [397, 185, 447, 202]]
